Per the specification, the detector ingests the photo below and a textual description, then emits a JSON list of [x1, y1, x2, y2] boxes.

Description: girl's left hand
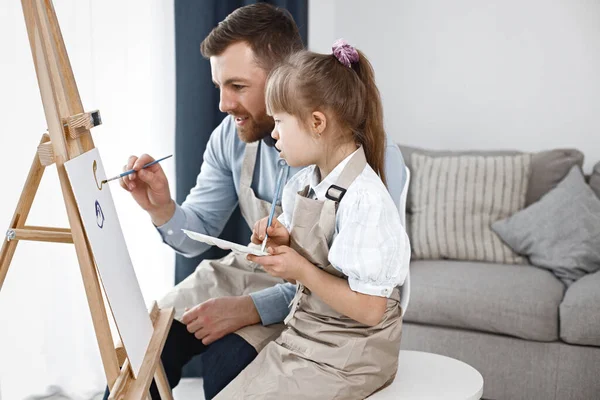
[[247, 246, 313, 283]]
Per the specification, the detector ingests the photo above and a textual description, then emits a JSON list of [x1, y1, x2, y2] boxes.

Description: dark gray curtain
[[174, 0, 307, 378]]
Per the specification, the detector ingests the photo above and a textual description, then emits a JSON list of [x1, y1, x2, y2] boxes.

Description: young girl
[[216, 40, 410, 399]]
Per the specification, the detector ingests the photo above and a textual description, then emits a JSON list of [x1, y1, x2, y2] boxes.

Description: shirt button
[[167, 229, 174, 235], [382, 288, 390, 295]]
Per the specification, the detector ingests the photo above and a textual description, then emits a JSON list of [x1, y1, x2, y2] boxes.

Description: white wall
[[0, 1, 175, 398], [309, 0, 600, 172]]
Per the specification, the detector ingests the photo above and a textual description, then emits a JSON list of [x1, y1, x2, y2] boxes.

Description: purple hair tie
[[332, 39, 359, 68]]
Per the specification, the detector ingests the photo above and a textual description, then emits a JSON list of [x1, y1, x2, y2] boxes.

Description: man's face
[[210, 42, 274, 143]]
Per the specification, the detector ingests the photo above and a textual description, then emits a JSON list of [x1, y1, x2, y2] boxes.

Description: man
[[107, 3, 407, 399]]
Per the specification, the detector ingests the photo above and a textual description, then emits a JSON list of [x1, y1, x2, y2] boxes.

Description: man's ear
[[311, 111, 327, 136]]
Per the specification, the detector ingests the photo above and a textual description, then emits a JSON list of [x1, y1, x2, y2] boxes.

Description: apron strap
[[325, 146, 368, 203], [240, 141, 259, 189], [284, 283, 305, 325]]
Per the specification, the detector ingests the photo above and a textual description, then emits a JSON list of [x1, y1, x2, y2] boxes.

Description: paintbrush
[[101, 154, 173, 186]]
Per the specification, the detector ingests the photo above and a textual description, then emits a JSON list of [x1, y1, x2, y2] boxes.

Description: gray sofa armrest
[[560, 268, 600, 346]]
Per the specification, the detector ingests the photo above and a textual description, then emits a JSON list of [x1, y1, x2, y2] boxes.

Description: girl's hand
[[247, 246, 313, 283], [250, 217, 290, 247]]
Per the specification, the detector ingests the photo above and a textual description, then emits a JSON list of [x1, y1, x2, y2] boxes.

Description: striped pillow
[[409, 153, 532, 264]]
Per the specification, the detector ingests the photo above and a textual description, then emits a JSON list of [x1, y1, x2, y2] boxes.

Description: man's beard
[[235, 113, 274, 143]]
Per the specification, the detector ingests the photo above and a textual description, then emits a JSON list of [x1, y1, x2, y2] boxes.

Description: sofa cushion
[[560, 270, 600, 346], [526, 149, 585, 205], [492, 166, 600, 286], [399, 145, 584, 207], [409, 152, 531, 264], [590, 161, 600, 200], [404, 260, 564, 341]]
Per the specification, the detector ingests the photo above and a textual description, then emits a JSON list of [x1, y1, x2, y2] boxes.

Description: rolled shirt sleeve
[[250, 282, 297, 326]]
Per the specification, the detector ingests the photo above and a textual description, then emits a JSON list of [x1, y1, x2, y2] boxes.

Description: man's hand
[[180, 295, 261, 345], [250, 216, 290, 248], [119, 154, 175, 225]]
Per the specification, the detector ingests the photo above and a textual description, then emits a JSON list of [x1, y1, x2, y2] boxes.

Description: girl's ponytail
[[351, 50, 386, 186]]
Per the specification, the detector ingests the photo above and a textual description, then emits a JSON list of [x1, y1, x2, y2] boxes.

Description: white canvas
[[182, 229, 269, 256], [65, 148, 152, 378]]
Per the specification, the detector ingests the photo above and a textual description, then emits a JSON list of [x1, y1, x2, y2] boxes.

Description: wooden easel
[[0, 1, 174, 399]]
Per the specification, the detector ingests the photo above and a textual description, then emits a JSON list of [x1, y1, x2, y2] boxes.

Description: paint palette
[[182, 229, 269, 257]]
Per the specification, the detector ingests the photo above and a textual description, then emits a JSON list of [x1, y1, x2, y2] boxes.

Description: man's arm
[[249, 282, 297, 325], [156, 118, 239, 257], [179, 283, 297, 345]]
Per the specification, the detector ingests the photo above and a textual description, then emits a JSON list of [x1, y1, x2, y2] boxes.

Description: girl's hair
[[266, 45, 387, 186]]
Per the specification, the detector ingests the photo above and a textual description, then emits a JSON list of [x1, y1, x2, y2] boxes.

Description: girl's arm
[[300, 263, 387, 326], [248, 246, 387, 326]]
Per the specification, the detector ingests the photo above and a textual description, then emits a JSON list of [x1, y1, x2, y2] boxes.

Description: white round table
[[367, 350, 484, 400]]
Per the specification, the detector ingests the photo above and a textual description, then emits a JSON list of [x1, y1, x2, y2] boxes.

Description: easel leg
[[113, 312, 175, 400], [0, 215, 21, 290], [0, 134, 48, 290], [109, 304, 175, 400], [155, 362, 174, 400]]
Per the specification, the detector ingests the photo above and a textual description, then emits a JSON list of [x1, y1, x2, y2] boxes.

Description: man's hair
[[200, 3, 304, 70]]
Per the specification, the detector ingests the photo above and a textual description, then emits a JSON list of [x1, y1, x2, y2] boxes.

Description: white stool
[[175, 351, 483, 400], [368, 350, 484, 400]]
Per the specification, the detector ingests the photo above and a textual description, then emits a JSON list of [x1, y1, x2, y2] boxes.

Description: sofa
[[397, 145, 600, 400]]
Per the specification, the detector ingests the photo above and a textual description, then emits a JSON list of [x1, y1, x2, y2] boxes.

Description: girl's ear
[[311, 111, 327, 137]]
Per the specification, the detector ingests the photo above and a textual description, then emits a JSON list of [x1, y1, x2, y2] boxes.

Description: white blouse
[[278, 150, 411, 298]]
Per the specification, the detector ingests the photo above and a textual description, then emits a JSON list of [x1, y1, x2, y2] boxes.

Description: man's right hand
[[181, 295, 261, 345], [120, 154, 176, 226], [251, 216, 290, 248]]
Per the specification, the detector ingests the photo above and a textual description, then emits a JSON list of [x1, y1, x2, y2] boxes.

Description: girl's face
[[271, 112, 320, 167]]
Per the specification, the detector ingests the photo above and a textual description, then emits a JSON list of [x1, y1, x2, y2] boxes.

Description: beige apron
[[158, 141, 287, 351], [216, 147, 403, 400]]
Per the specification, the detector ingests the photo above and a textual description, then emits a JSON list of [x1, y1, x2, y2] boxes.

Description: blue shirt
[[158, 115, 407, 325]]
